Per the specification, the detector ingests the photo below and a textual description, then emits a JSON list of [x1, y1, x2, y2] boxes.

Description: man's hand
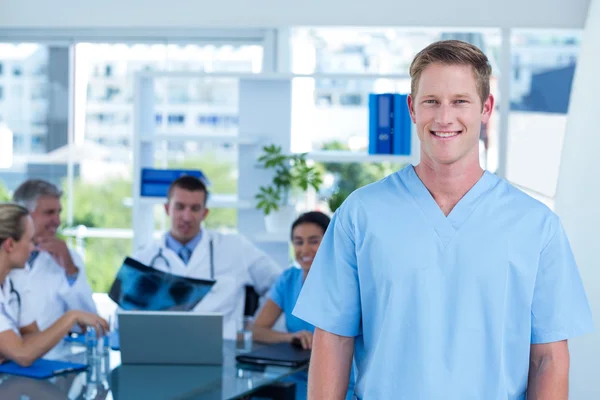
[[36, 237, 79, 276]]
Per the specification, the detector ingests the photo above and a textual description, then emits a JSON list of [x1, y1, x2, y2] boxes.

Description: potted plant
[[255, 144, 323, 233]]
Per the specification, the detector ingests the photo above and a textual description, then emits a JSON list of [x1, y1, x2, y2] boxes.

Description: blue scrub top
[[270, 266, 355, 400], [293, 165, 594, 400], [269, 267, 315, 334]]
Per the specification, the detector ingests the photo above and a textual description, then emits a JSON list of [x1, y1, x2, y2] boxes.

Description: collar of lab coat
[[159, 229, 214, 277]]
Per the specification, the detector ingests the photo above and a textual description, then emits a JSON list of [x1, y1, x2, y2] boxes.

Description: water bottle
[[85, 326, 98, 379], [97, 332, 110, 390], [84, 326, 100, 399]]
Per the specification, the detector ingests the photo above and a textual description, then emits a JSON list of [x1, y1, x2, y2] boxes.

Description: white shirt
[[0, 277, 37, 334], [131, 229, 283, 339], [9, 248, 97, 331]]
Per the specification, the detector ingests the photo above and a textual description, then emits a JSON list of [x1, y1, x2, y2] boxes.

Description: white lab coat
[[9, 248, 97, 331], [0, 277, 37, 335], [130, 230, 283, 339]]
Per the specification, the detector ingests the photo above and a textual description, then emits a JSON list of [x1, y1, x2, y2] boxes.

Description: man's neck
[[414, 153, 484, 216], [169, 229, 202, 246]]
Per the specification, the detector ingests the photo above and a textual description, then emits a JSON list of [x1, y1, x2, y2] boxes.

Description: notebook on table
[[0, 359, 87, 379], [235, 342, 311, 368]]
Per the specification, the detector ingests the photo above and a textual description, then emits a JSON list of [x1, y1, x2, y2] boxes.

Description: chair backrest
[[244, 285, 260, 316]]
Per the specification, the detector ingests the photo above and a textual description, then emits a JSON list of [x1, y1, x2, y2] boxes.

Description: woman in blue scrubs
[[252, 211, 353, 400]]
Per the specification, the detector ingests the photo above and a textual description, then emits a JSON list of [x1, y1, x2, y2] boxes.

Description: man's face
[[165, 188, 209, 244], [408, 63, 494, 166], [30, 196, 62, 239]]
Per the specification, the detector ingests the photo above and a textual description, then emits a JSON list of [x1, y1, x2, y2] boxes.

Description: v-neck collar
[[400, 165, 499, 246]]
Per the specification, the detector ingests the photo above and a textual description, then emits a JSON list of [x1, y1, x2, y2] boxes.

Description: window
[[290, 27, 501, 162], [74, 42, 262, 289], [10, 85, 24, 99], [13, 65, 22, 76], [506, 30, 582, 204], [167, 114, 185, 125], [105, 86, 121, 101], [0, 44, 57, 165]]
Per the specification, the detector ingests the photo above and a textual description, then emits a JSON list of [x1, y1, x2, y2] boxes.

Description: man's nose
[[434, 104, 454, 126]]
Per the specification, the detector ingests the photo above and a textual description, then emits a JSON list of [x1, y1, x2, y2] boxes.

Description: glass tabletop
[[0, 340, 307, 400]]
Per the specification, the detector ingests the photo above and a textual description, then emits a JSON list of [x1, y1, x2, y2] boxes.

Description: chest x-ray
[[108, 257, 216, 311]]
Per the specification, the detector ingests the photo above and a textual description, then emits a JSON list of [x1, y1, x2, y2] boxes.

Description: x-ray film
[[108, 257, 216, 311]]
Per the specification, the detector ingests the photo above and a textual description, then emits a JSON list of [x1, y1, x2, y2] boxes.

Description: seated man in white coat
[[10, 179, 97, 331], [132, 176, 282, 339]]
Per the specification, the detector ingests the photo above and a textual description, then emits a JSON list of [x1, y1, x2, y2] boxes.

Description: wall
[[554, 0, 600, 398], [0, 0, 590, 30]]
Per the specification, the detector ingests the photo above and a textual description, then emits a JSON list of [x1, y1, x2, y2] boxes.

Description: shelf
[[305, 150, 417, 164], [138, 71, 410, 81], [252, 232, 290, 243], [141, 134, 259, 145], [140, 193, 253, 209]]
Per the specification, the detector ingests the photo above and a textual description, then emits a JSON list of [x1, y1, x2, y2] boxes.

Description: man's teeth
[[302, 257, 313, 262], [432, 131, 460, 138]]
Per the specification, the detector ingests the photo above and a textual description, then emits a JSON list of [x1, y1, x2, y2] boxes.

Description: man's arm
[[36, 236, 79, 276], [527, 340, 570, 400], [308, 328, 354, 400], [54, 250, 97, 314], [241, 236, 282, 295]]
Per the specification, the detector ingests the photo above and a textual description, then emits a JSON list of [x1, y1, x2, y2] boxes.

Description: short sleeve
[[240, 235, 283, 295], [292, 206, 361, 337], [268, 270, 288, 310], [531, 217, 594, 344], [0, 313, 17, 334]]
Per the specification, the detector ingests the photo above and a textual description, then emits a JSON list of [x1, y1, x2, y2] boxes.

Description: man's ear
[[164, 202, 170, 216]]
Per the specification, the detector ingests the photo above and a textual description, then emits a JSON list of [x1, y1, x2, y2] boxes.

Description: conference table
[[0, 340, 307, 399]]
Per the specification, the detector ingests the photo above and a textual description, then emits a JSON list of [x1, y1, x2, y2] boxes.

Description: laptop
[[118, 311, 223, 365], [235, 342, 311, 368]]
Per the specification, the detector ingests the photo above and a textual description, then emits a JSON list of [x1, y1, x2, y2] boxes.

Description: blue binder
[[368, 94, 394, 154], [140, 168, 210, 198], [368, 94, 378, 155], [392, 94, 412, 155], [0, 359, 87, 379]]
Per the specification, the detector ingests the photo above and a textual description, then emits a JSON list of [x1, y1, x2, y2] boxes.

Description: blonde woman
[[0, 203, 108, 366]]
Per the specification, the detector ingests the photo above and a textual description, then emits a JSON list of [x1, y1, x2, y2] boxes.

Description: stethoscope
[[1, 279, 21, 326], [149, 239, 215, 280]]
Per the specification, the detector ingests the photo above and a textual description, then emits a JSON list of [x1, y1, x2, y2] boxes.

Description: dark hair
[[291, 211, 331, 239], [167, 176, 209, 205]]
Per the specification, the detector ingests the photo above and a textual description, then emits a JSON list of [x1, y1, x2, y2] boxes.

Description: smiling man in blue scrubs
[[292, 40, 594, 400]]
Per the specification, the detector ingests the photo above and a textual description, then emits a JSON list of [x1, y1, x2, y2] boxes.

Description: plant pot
[[264, 205, 297, 233]]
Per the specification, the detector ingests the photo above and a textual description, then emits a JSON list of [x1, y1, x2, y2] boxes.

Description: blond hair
[[0, 203, 29, 245], [409, 40, 492, 106]]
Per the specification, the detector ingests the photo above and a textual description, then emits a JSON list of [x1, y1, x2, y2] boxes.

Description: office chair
[[242, 286, 297, 400], [244, 285, 260, 317]]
